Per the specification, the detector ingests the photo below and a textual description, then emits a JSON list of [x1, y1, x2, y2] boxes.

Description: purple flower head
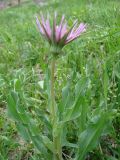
[[36, 13, 86, 55]]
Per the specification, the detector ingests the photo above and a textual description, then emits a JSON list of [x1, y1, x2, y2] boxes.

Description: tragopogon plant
[[36, 13, 86, 159], [7, 13, 114, 160]]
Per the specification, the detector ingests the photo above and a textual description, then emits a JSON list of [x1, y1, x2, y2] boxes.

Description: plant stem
[[51, 58, 56, 124], [50, 58, 62, 160]]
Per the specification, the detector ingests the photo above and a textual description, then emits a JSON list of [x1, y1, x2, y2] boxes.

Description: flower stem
[[50, 58, 62, 160], [51, 58, 56, 124]]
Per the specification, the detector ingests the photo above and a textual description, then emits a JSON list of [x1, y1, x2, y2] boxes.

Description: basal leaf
[[76, 111, 113, 160], [62, 95, 85, 122], [42, 135, 54, 152], [7, 91, 21, 121], [16, 123, 30, 141]]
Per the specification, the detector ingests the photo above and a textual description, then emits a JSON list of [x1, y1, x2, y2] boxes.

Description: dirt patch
[[0, 0, 21, 10], [0, 0, 48, 10]]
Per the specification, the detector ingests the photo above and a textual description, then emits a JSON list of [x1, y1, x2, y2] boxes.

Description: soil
[[0, 0, 21, 9], [0, 0, 47, 10]]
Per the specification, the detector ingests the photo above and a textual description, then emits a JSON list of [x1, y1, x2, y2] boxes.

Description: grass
[[0, 0, 120, 159]]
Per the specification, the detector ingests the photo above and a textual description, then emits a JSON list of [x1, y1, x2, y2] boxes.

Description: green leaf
[[16, 123, 30, 141], [59, 83, 74, 116], [62, 84, 70, 109], [19, 112, 31, 124], [63, 141, 78, 148], [7, 91, 31, 124], [77, 99, 88, 133], [76, 111, 112, 160], [106, 157, 118, 160], [61, 77, 89, 122], [42, 136, 54, 152], [35, 108, 52, 132], [28, 121, 40, 136], [114, 61, 120, 79], [62, 94, 85, 122], [31, 135, 47, 152], [75, 77, 89, 96], [28, 131, 49, 159], [0, 154, 4, 160], [7, 91, 21, 121], [103, 67, 109, 104], [14, 79, 22, 91]]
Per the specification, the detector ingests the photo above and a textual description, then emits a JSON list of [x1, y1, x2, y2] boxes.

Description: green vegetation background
[[0, 0, 120, 159]]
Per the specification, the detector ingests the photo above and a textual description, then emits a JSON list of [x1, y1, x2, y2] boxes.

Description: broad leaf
[[16, 123, 30, 141], [76, 111, 113, 160], [62, 77, 89, 122], [7, 91, 21, 121], [62, 94, 85, 122], [42, 135, 54, 152]]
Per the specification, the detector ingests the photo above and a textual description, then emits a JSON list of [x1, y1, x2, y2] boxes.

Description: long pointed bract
[[36, 13, 86, 50]]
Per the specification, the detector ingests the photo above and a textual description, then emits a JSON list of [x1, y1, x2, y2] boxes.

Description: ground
[[0, 0, 46, 9]]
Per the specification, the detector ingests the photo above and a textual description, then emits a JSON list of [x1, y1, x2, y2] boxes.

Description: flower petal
[[58, 20, 79, 47], [60, 22, 67, 38], [40, 14, 52, 42], [65, 23, 86, 44], [75, 23, 86, 36], [45, 18, 52, 37], [66, 20, 78, 40], [57, 15, 65, 41], [55, 26, 60, 41], [36, 16, 44, 34], [52, 12, 57, 43]]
